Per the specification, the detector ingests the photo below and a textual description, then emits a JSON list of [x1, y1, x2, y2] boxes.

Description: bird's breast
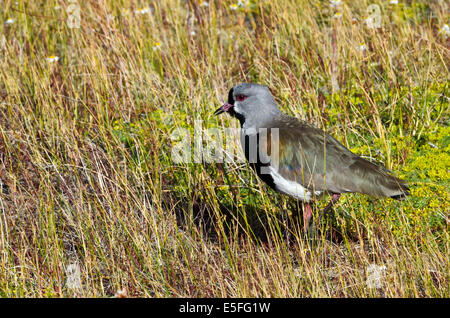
[[240, 131, 320, 202]]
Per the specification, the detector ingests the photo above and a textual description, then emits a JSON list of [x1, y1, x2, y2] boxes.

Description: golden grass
[[0, 0, 448, 297]]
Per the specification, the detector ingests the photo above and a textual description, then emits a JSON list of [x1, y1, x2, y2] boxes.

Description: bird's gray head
[[214, 83, 281, 129]]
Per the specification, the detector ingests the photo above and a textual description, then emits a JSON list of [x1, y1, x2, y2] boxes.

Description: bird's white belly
[[269, 166, 321, 202]]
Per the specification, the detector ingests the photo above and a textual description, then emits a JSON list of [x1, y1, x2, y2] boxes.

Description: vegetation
[[0, 0, 448, 297]]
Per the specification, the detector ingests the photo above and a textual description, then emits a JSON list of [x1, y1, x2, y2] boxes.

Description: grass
[[0, 0, 448, 297]]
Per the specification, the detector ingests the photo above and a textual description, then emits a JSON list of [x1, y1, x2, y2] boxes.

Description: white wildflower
[[135, 7, 150, 14], [238, 0, 250, 7], [152, 42, 162, 51], [330, 0, 341, 8], [439, 24, 450, 38], [5, 18, 15, 25], [357, 43, 367, 51], [47, 55, 60, 63]]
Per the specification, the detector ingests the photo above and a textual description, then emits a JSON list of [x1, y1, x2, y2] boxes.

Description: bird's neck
[[241, 109, 281, 135]]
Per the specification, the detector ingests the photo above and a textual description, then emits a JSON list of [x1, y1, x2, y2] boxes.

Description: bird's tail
[[389, 183, 410, 200], [350, 157, 410, 200]]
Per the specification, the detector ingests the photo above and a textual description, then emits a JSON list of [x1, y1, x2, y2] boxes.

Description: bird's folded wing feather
[[263, 115, 408, 197]]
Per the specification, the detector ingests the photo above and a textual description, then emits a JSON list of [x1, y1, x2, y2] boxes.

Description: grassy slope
[[0, 0, 448, 297]]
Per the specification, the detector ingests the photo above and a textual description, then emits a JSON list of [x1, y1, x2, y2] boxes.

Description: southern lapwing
[[214, 83, 409, 231]]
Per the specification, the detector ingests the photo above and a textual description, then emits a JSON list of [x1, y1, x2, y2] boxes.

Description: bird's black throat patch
[[243, 133, 276, 190]]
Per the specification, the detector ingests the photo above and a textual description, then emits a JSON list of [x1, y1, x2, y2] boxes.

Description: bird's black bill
[[213, 106, 225, 115], [214, 103, 233, 116]]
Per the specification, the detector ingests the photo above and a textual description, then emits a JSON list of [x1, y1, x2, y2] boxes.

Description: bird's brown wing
[[265, 115, 409, 198]]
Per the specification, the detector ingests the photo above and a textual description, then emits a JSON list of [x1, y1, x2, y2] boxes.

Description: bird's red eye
[[236, 95, 247, 101]]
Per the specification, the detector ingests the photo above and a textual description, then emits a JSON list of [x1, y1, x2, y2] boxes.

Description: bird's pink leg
[[303, 203, 313, 232]]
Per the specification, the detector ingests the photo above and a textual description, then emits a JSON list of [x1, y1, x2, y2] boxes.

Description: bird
[[214, 83, 409, 231]]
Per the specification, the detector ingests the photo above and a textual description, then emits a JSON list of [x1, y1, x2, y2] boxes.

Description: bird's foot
[[322, 193, 341, 215], [303, 194, 341, 237]]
